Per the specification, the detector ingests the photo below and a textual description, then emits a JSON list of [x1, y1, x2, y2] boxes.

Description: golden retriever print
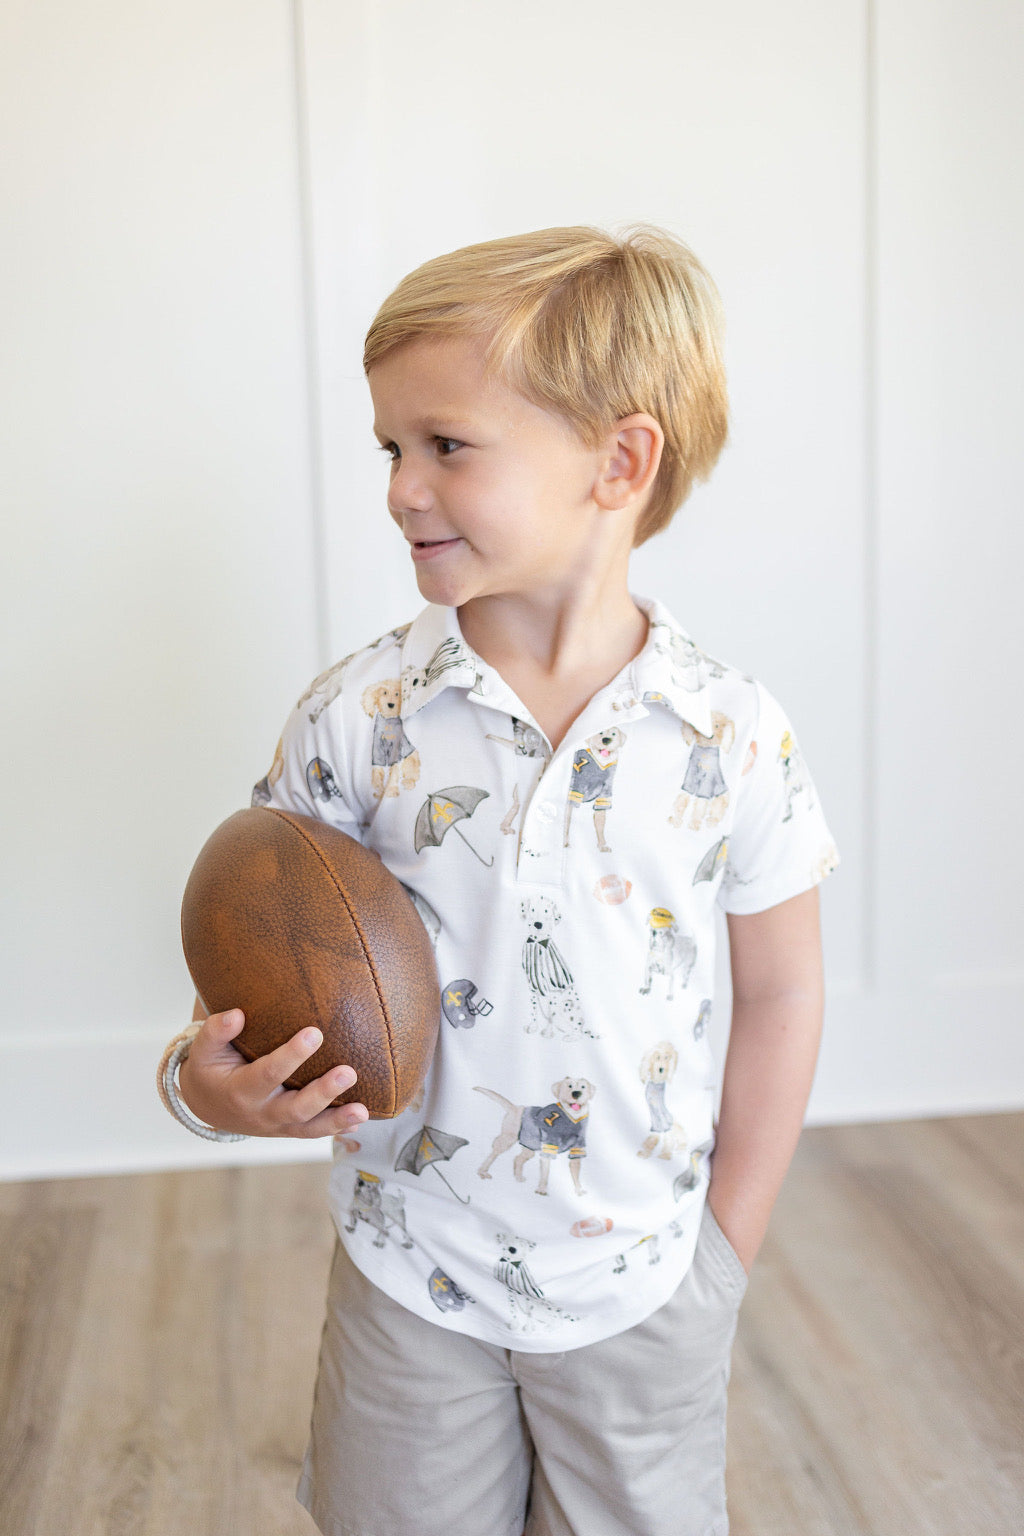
[[475, 1078, 596, 1195], [565, 727, 626, 851], [361, 678, 421, 799], [669, 712, 736, 831], [637, 1041, 689, 1160]]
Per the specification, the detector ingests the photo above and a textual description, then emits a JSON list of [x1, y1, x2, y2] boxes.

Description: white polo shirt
[[257, 596, 838, 1351]]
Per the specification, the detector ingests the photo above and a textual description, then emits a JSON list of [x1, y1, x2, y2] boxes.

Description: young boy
[[170, 225, 838, 1536]]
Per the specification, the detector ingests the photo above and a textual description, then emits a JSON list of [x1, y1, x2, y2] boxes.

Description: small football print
[[570, 1216, 614, 1238], [593, 873, 632, 905]]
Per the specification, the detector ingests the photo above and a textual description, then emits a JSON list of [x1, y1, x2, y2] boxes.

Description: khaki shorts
[[298, 1203, 747, 1536]]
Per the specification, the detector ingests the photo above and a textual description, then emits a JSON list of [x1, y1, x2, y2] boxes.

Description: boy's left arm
[[709, 886, 825, 1273]]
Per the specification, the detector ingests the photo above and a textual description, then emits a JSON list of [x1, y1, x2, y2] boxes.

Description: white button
[[536, 801, 557, 822]]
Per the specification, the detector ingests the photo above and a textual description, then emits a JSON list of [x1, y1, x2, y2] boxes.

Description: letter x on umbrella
[[414, 786, 493, 866], [395, 1125, 470, 1203]]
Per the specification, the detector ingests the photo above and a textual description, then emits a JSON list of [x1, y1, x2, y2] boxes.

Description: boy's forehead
[[368, 334, 526, 429], [370, 332, 489, 388]]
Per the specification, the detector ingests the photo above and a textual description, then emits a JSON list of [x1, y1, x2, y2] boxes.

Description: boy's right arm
[[178, 999, 369, 1139]]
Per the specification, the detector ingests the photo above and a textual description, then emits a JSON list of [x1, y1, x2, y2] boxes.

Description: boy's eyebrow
[[372, 414, 479, 441]]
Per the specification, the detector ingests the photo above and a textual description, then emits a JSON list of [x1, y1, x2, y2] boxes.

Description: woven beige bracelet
[[157, 1025, 249, 1143]]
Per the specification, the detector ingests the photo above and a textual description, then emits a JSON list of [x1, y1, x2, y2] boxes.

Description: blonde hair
[[363, 225, 728, 545]]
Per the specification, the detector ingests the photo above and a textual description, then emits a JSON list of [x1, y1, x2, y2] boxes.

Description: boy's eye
[[378, 442, 400, 463], [434, 437, 462, 457]]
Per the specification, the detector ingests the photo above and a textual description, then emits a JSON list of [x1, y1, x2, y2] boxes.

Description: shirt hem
[[331, 1203, 705, 1354]]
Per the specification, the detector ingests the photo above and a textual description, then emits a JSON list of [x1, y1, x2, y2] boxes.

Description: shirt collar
[[398, 604, 482, 719], [398, 596, 715, 738], [627, 595, 715, 737]]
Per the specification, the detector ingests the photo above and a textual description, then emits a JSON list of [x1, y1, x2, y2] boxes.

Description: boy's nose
[[387, 462, 433, 517]]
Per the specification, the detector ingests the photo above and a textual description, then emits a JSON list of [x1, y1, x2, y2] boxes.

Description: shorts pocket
[[699, 1201, 749, 1301]]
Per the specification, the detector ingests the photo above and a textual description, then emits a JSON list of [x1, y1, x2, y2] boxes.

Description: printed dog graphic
[[475, 1078, 596, 1195], [637, 1041, 689, 1159], [564, 727, 626, 851], [612, 1222, 686, 1274], [296, 625, 410, 724], [492, 1232, 581, 1332], [345, 1171, 415, 1249], [361, 679, 421, 799], [640, 908, 697, 1000], [521, 896, 593, 1038], [669, 713, 736, 831]]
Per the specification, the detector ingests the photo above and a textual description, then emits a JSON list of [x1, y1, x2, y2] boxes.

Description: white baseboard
[[0, 1029, 332, 1182], [805, 978, 1024, 1125]]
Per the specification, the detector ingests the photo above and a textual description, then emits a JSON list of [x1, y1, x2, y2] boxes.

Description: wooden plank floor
[[1, 1114, 1022, 1535]]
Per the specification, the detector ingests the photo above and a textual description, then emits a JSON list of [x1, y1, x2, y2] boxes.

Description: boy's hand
[[177, 1008, 369, 1139]]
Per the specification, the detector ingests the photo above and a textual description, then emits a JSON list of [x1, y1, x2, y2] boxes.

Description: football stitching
[[267, 808, 397, 1116]]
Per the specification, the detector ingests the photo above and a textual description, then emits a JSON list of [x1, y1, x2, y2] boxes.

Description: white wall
[[1, 0, 1021, 1179], [0, 0, 325, 1175]]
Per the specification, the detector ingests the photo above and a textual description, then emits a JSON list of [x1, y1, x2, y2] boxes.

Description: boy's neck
[[457, 578, 649, 752]]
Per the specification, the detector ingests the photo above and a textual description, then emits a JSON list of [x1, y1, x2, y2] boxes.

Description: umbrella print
[[692, 836, 729, 885], [673, 1139, 714, 1200], [414, 786, 493, 866], [395, 1125, 471, 1203]]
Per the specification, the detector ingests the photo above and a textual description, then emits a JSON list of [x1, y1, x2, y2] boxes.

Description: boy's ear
[[594, 414, 665, 511]]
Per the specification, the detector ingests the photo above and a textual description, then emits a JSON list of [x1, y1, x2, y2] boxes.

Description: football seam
[[267, 808, 397, 1116]]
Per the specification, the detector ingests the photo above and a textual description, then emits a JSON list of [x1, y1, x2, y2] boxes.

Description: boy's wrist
[[157, 1026, 249, 1144]]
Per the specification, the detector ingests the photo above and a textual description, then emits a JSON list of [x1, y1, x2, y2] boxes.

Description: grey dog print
[[640, 908, 697, 1000], [345, 1171, 415, 1249]]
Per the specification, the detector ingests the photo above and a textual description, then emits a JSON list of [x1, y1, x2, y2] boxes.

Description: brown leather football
[[180, 807, 440, 1119]]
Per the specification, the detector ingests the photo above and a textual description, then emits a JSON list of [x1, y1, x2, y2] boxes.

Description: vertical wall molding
[[290, 0, 331, 672], [863, 0, 879, 992]]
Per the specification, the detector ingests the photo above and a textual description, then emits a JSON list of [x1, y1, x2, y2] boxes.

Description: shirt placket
[[465, 682, 650, 888]]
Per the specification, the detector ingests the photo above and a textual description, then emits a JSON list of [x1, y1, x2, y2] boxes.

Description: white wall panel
[[871, 0, 1024, 1087], [0, 0, 322, 1174]]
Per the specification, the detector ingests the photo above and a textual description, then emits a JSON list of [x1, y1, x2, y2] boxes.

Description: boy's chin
[[411, 556, 481, 609], [413, 568, 467, 608]]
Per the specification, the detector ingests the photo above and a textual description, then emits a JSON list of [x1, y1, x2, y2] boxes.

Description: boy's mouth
[[411, 537, 461, 562]]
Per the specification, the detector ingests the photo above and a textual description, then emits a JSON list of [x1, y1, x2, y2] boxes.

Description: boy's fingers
[[259, 1062, 363, 1137], [296, 1100, 369, 1140], [185, 1016, 366, 1135], [251, 1026, 334, 1093], [283, 1063, 360, 1121]]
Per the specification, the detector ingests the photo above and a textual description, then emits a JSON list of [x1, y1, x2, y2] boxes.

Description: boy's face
[[368, 334, 617, 614]]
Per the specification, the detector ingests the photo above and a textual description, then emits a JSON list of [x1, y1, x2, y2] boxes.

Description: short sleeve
[[717, 682, 839, 915], [249, 676, 365, 844]]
